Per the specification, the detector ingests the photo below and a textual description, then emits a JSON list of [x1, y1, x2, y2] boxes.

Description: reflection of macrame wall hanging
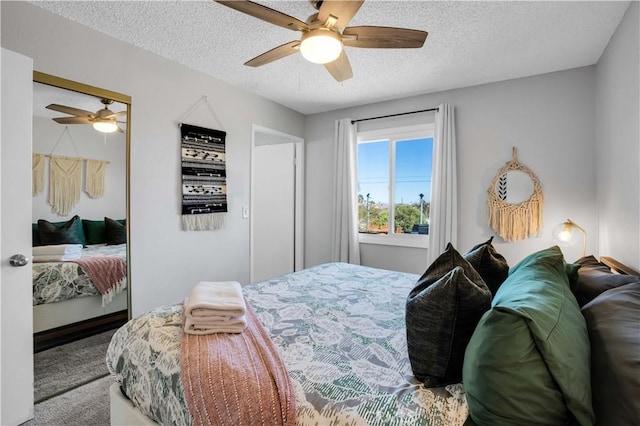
[[35, 127, 110, 215], [32, 153, 45, 196], [85, 159, 107, 198], [48, 155, 82, 216], [487, 148, 543, 242]]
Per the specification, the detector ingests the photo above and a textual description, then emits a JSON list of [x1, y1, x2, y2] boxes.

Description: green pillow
[[463, 246, 594, 426], [37, 215, 87, 246], [105, 217, 126, 245], [82, 219, 107, 245], [32, 223, 41, 246]]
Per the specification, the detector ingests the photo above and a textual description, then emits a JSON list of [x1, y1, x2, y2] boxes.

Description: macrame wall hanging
[[48, 155, 82, 216], [32, 153, 45, 196], [85, 159, 107, 198], [487, 147, 543, 242], [35, 126, 110, 216], [178, 96, 227, 231]]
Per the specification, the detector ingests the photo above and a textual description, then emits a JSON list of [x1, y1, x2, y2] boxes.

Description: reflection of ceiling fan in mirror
[[215, 0, 428, 82], [46, 98, 126, 133]]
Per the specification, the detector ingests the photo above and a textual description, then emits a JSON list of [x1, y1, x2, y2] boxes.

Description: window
[[357, 124, 434, 248]]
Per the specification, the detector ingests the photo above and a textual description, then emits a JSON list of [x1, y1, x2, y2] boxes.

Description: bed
[[106, 251, 640, 425], [107, 262, 468, 425], [33, 243, 128, 333], [32, 215, 129, 338]]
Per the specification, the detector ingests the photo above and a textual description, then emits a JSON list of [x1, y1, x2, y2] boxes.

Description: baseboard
[[34, 310, 128, 353]]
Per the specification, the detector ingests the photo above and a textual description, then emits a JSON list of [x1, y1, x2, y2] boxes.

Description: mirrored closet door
[[32, 72, 131, 349]]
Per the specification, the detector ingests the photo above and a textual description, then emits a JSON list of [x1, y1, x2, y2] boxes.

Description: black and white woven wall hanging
[[180, 123, 227, 231]]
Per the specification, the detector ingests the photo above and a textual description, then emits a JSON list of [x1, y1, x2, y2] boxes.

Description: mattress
[[106, 262, 468, 425], [33, 243, 127, 305]]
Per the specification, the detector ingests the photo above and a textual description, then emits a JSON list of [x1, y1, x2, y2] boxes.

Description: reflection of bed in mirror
[[32, 242, 128, 341], [32, 74, 131, 350]]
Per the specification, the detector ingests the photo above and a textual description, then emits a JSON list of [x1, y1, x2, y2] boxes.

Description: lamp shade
[[93, 120, 118, 133], [300, 29, 342, 64], [552, 219, 586, 257]]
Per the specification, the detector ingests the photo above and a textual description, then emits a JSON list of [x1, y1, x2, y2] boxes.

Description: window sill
[[358, 233, 429, 249]]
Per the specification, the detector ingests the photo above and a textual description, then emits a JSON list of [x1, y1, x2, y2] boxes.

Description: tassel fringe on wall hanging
[[180, 123, 228, 231], [487, 148, 543, 242]]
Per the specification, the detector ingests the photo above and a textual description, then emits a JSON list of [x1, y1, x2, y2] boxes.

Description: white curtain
[[427, 104, 458, 264], [331, 118, 361, 264]]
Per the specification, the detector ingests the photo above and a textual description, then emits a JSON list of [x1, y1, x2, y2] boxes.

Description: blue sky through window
[[358, 137, 433, 205]]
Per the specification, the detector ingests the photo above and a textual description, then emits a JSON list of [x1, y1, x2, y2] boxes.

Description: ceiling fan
[[215, 0, 428, 82], [46, 99, 126, 133]]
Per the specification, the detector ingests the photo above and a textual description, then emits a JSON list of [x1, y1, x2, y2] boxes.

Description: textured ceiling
[[30, 1, 630, 115]]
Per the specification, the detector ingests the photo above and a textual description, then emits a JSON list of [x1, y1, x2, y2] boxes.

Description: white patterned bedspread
[[32, 243, 127, 305], [106, 262, 468, 425]]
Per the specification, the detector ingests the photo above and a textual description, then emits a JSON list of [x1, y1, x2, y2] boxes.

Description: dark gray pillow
[[574, 256, 638, 307], [105, 217, 126, 245], [582, 282, 640, 425], [463, 236, 509, 296], [406, 243, 492, 387], [37, 215, 85, 246]]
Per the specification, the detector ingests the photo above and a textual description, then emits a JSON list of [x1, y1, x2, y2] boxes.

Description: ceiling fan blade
[[318, 0, 364, 29], [324, 50, 353, 82], [343, 26, 428, 48], [215, 1, 308, 32], [52, 117, 92, 124], [244, 41, 300, 67], [46, 104, 95, 118], [102, 111, 127, 119], [116, 126, 124, 134]]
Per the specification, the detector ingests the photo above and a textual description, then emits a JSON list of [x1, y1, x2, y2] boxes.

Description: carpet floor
[[34, 328, 116, 403], [23, 375, 112, 426]]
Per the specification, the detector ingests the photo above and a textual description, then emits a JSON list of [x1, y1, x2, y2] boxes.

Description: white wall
[[1, 2, 305, 316], [595, 2, 639, 271], [305, 66, 598, 272], [32, 116, 126, 223]]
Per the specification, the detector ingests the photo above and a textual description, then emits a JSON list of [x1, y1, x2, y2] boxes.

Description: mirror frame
[[33, 71, 132, 320]]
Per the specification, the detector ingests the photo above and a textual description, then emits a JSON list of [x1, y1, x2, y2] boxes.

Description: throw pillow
[[105, 217, 126, 245], [582, 282, 640, 425], [463, 246, 594, 426], [463, 236, 509, 295], [38, 215, 86, 246], [82, 219, 107, 245], [573, 255, 638, 307], [32, 223, 41, 246], [406, 243, 491, 387]]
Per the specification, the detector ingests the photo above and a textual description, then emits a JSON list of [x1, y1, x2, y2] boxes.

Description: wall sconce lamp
[[552, 219, 587, 257]]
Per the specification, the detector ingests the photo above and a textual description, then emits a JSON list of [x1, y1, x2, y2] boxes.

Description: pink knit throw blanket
[[72, 257, 126, 300], [181, 301, 297, 426]]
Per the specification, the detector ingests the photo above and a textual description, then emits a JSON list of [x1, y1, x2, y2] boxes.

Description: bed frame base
[[34, 309, 127, 352], [110, 382, 158, 426]]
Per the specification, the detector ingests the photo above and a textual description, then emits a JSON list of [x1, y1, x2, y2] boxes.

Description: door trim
[[250, 125, 304, 284]]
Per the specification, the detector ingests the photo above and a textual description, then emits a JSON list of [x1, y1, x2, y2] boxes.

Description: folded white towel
[[185, 281, 246, 319], [184, 313, 247, 335], [33, 244, 83, 256], [32, 253, 81, 262]]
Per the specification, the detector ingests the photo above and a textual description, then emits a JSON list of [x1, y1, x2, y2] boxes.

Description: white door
[[0, 48, 35, 424], [251, 127, 304, 284]]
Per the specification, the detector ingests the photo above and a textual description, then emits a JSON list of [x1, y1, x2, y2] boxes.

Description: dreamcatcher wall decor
[[487, 147, 543, 242]]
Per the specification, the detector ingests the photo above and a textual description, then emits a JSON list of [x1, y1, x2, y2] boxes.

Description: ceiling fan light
[[300, 29, 342, 64], [93, 120, 118, 133]]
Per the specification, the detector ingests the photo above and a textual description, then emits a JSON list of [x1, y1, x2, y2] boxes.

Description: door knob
[[9, 254, 29, 267]]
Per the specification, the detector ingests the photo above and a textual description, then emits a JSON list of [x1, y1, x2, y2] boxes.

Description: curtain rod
[[351, 107, 439, 124]]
